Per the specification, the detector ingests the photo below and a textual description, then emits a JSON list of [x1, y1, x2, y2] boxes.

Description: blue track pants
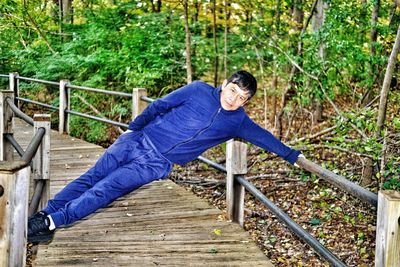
[[43, 131, 172, 227]]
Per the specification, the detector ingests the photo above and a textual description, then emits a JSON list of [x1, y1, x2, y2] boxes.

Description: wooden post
[[0, 91, 14, 161], [8, 72, 19, 108], [33, 114, 51, 210], [59, 80, 69, 134], [226, 139, 247, 227], [132, 88, 147, 119], [66, 87, 71, 134], [0, 162, 30, 267], [375, 190, 400, 267]]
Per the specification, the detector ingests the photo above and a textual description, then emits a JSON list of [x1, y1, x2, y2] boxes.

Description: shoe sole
[[28, 233, 54, 244]]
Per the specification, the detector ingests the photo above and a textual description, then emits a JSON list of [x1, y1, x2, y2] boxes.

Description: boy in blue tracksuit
[[28, 70, 302, 243]]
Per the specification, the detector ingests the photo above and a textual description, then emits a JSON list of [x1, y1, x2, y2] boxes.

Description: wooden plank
[[11, 119, 273, 267], [0, 166, 30, 267], [0, 91, 14, 161], [226, 140, 246, 227], [36, 256, 268, 267], [59, 80, 68, 134], [375, 190, 400, 266], [131, 88, 147, 119]]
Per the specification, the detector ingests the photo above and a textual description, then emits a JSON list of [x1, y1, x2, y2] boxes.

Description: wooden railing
[[1, 73, 399, 266], [0, 89, 51, 267]]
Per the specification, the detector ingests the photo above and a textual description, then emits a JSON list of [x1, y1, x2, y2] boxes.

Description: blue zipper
[[164, 107, 222, 155]]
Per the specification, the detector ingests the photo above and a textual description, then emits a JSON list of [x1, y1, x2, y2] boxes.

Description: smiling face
[[220, 80, 250, 111]]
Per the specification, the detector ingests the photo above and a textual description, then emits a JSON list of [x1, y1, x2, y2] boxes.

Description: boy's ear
[[241, 99, 249, 106]]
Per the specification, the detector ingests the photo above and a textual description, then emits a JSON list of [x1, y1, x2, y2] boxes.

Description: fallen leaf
[[213, 229, 222, 236]]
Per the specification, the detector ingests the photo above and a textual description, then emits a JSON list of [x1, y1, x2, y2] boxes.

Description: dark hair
[[226, 70, 257, 99]]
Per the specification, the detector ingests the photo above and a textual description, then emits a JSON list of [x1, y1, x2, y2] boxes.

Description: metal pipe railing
[[17, 76, 59, 86], [140, 96, 155, 103], [65, 109, 129, 129], [4, 74, 153, 130], [16, 97, 58, 111], [6, 97, 34, 126], [0, 74, 8, 78], [21, 127, 45, 163], [296, 157, 377, 207], [199, 156, 377, 208], [4, 133, 34, 170], [28, 180, 45, 217], [197, 156, 227, 173], [236, 175, 347, 267], [4, 134, 25, 157], [67, 84, 132, 98], [0, 73, 372, 264]]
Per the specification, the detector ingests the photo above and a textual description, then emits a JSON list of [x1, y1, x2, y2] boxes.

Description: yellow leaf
[[213, 229, 222, 236]]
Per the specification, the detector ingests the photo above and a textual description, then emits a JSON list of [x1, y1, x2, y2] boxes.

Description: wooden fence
[[0, 88, 51, 267], [0, 73, 399, 266]]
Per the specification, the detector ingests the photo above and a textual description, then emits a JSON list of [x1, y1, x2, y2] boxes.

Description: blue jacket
[[128, 81, 300, 165]]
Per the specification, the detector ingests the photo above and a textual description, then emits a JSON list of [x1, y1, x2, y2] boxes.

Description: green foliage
[[298, 170, 317, 182], [333, 109, 382, 159], [209, 247, 218, 254], [382, 178, 400, 191], [309, 218, 321, 226], [69, 115, 109, 144], [381, 160, 400, 190], [12, 9, 188, 93], [1, 0, 398, 156], [1, 3, 195, 143]]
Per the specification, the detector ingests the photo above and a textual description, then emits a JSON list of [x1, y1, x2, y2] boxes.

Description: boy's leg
[[43, 132, 143, 214], [48, 149, 172, 227]]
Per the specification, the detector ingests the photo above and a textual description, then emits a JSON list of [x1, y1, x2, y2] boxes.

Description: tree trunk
[[376, 25, 400, 138], [360, 0, 382, 185], [61, 0, 73, 24], [288, 0, 304, 96], [224, 0, 229, 78], [156, 0, 161, 12], [58, 0, 63, 36], [183, 0, 193, 84], [292, 0, 304, 32], [389, 1, 399, 30], [193, 0, 200, 22], [254, 47, 268, 129], [370, 0, 380, 56], [272, 0, 282, 137], [275, 0, 306, 138], [311, 0, 326, 122], [212, 0, 219, 86], [271, 92, 277, 129], [277, 0, 315, 134], [362, 0, 381, 106], [282, 0, 316, 132]]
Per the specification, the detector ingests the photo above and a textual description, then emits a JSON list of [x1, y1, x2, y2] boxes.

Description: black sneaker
[[28, 211, 55, 243], [28, 211, 48, 224]]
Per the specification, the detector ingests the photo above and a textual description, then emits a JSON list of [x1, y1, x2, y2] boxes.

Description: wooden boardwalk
[[15, 119, 273, 266]]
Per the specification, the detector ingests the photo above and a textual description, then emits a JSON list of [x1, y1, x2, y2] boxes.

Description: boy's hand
[[294, 154, 305, 168]]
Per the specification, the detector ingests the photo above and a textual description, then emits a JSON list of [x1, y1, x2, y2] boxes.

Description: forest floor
[[170, 93, 379, 266]]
